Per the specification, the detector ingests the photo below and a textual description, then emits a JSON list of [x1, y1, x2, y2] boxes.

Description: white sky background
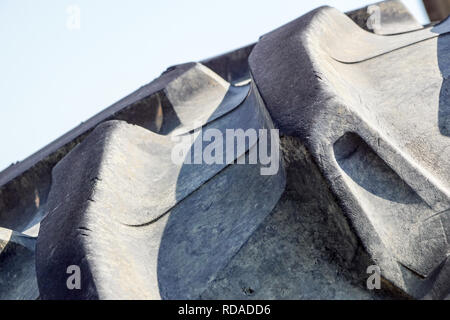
[[0, 1, 429, 171]]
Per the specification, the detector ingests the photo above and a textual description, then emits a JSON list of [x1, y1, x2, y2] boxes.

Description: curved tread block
[[36, 81, 285, 299], [249, 6, 450, 298]]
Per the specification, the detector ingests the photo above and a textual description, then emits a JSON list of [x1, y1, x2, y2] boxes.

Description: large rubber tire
[[1, 1, 449, 299]]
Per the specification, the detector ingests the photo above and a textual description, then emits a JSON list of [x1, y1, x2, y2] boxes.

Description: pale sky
[[0, 0, 429, 171]]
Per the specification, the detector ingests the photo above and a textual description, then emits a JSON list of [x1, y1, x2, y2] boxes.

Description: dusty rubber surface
[[1, 1, 449, 299]]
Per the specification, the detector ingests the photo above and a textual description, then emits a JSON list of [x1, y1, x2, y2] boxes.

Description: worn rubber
[[1, 1, 449, 299]]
